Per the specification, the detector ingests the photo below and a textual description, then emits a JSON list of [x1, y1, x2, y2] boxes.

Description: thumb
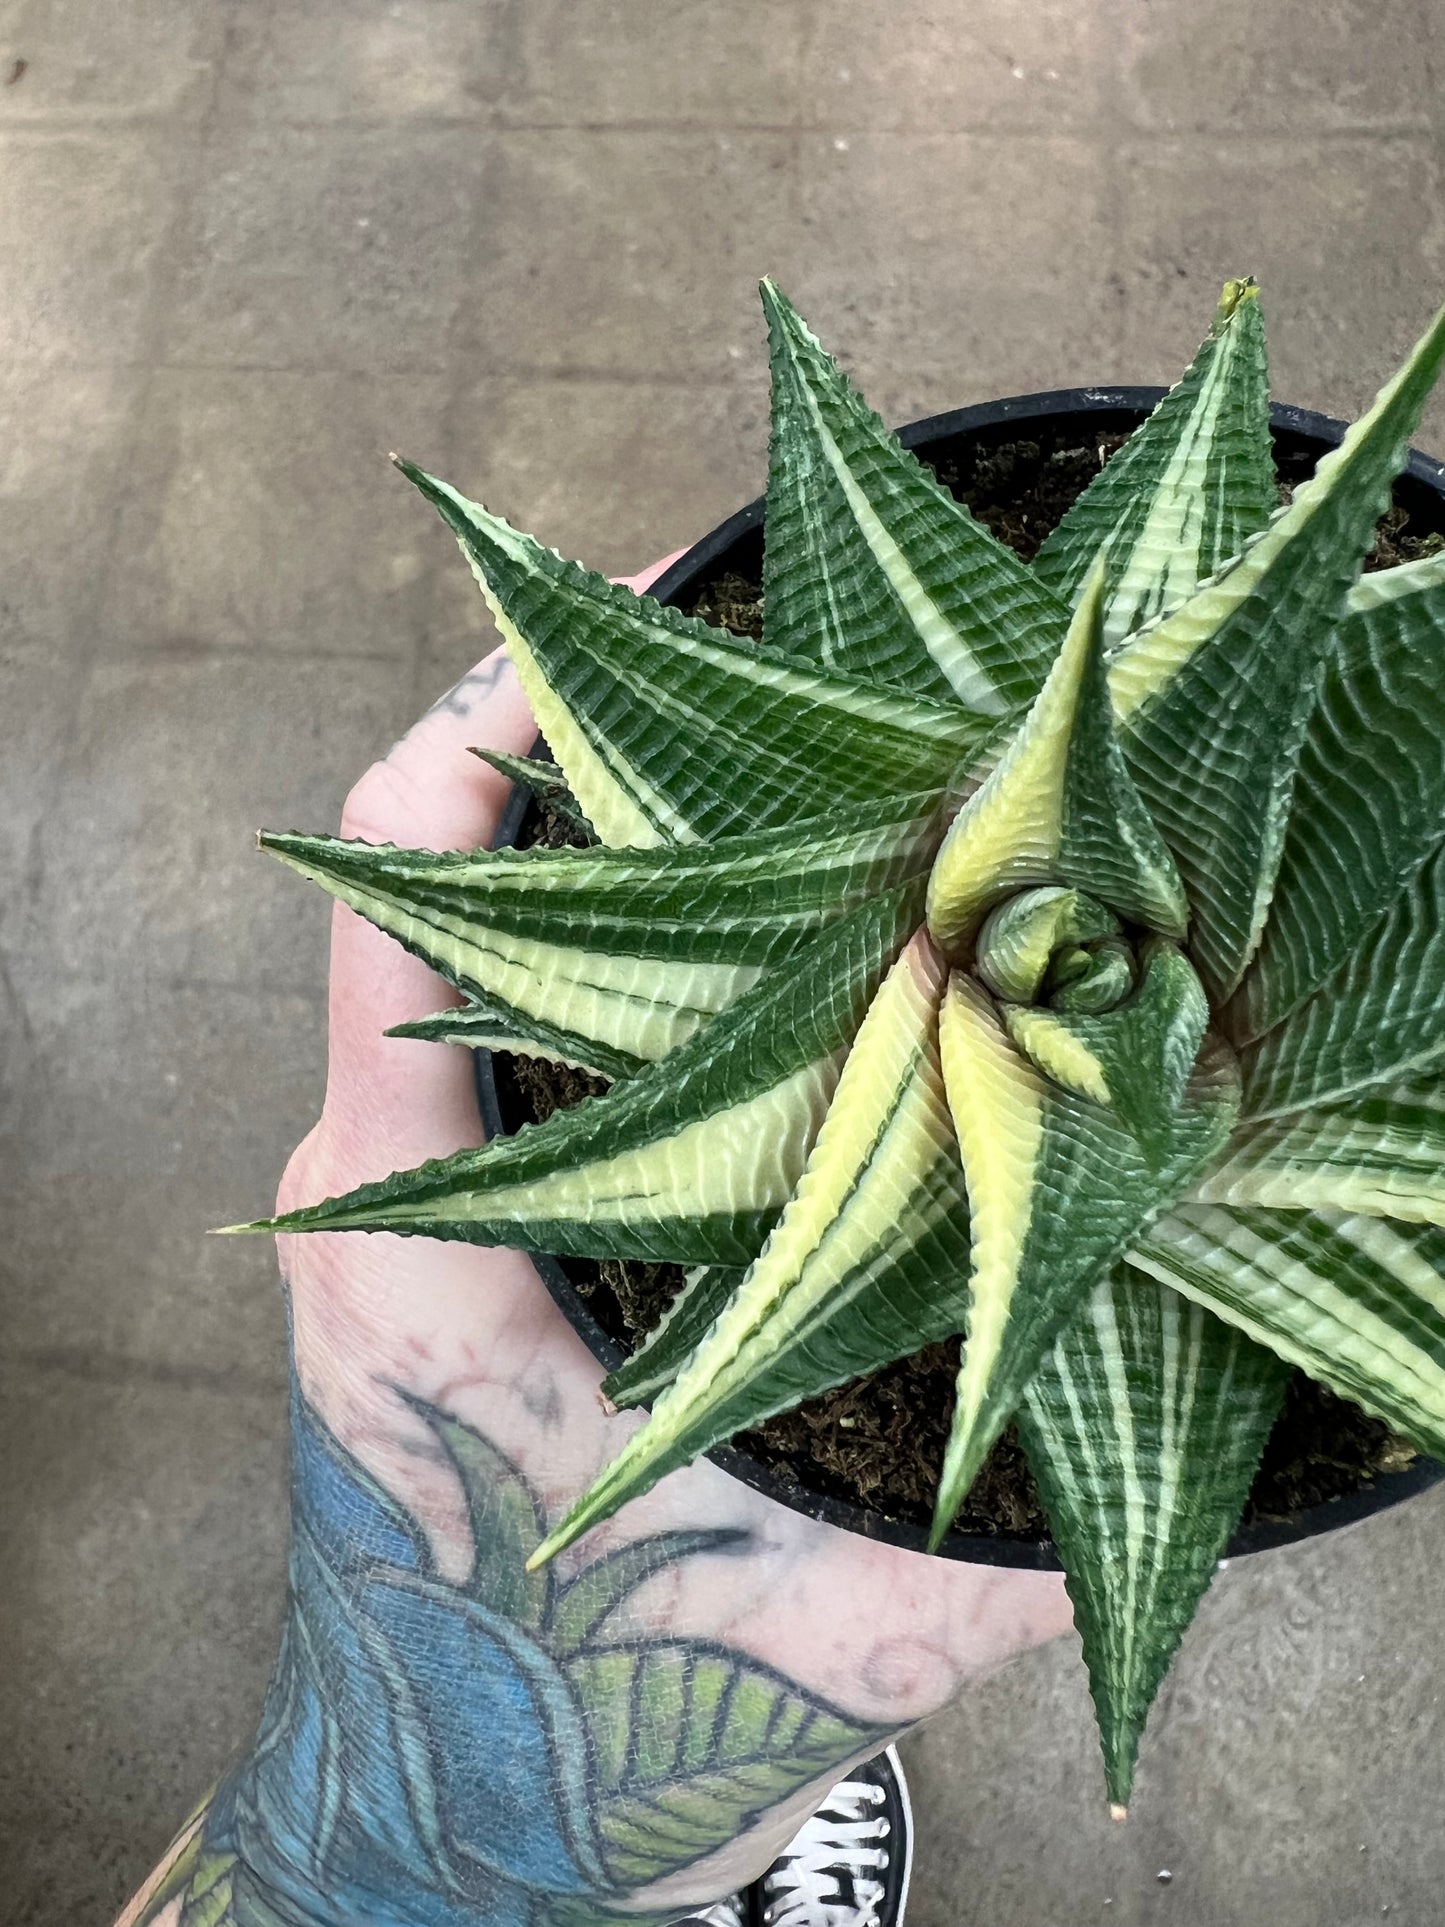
[[303, 548, 689, 1194]]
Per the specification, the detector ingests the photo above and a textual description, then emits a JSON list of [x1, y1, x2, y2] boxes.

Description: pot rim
[[475, 385, 1445, 1569]]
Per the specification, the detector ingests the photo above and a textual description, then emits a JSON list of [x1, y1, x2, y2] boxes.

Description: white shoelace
[[761, 1780, 890, 1927]]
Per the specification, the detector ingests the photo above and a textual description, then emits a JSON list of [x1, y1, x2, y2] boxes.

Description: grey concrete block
[[220, 0, 507, 123], [1115, 136, 1445, 451], [447, 374, 768, 566], [1119, 0, 1437, 135], [161, 121, 492, 373], [789, 135, 1115, 407], [462, 129, 798, 379], [2, 970, 311, 1376], [0, 1360, 288, 1924], [0, 129, 189, 365], [104, 368, 457, 659], [510, 1, 808, 127], [0, 361, 143, 651], [419, 374, 770, 700], [0, 0, 223, 122], [903, 1486, 1445, 1925], [33, 649, 413, 990], [797, 0, 1110, 132]]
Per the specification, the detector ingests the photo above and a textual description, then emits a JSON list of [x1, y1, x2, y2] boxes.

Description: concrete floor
[[3, 1, 1445, 1921]]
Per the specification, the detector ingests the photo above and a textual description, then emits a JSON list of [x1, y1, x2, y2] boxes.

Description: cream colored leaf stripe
[[926, 566, 1184, 954], [1193, 1074, 1445, 1225], [760, 280, 1068, 712], [1131, 1203, 1445, 1459], [1105, 297, 1445, 1003], [236, 889, 921, 1269], [528, 932, 972, 1568], [1036, 279, 1274, 649], [930, 983, 1243, 1547], [262, 805, 941, 1074], [399, 462, 987, 848]]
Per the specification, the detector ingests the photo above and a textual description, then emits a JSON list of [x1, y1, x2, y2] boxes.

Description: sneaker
[[673, 1901, 747, 1927], [755, 1745, 914, 1927]]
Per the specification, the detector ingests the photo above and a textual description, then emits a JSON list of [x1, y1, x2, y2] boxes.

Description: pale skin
[[119, 557, 1073, 1927]]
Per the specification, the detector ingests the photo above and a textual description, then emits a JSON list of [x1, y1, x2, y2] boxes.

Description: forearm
[[123, 1235, 1063, 1927]]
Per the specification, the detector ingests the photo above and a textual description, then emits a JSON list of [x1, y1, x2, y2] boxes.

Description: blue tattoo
[[142, 1394, 886, 1926]]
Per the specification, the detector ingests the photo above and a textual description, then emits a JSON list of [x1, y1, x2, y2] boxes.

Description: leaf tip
[[1215, 276, 1260, 328], [925, 1495, 957, 1556], [382, 1018, 435, 1041]]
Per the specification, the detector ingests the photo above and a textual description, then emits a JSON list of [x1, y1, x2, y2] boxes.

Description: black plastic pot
[[476, 386, 1445, 1569]]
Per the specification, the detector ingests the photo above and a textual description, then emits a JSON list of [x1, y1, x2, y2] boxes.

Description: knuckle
[[339, 756, 427, 845], [276, 1122, 328, 1217]]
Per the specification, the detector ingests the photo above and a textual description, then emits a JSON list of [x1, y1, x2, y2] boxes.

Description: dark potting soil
[[497, 417, 1432, 1543]]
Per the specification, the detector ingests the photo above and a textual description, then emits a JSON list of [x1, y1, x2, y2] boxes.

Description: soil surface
[[495, 416, 1436, 1544]]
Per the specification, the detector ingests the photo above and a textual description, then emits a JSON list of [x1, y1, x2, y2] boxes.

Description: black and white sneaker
[[673, 1746, 914, 1927], [677, 1900, 747, 1927], [757, 1745, 913, 1927]]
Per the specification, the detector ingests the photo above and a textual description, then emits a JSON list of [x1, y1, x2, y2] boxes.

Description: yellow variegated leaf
[[528, 932, 974, 1567], [926, 568, 1184, 954], [932, 976, 1240, 1545]]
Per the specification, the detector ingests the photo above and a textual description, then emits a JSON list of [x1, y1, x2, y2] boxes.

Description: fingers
[[315, 548, 689, 1188], [315, 646, 536, 1185]]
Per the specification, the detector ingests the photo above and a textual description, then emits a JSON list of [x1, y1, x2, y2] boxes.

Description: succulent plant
[[248, 278, 1445, 1807]]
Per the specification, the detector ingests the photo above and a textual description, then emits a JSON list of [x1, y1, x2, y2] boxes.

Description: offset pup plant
[[244, 278, 1445, 1808]]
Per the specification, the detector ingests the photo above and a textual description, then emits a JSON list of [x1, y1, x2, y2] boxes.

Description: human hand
[[121, 558, 1071, 1927]]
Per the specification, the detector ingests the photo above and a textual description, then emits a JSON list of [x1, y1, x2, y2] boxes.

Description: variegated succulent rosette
[[245, 279, 1445, 1806]]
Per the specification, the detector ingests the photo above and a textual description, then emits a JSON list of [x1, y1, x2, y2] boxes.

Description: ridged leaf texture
[[251, 279, 1445, 1805]]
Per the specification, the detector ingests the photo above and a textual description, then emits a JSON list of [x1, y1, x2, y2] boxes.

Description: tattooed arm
[[121, 575, 1072, 1927]]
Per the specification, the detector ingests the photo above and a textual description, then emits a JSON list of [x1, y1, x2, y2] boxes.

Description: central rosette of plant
[[970, 885, 1206, 1124]]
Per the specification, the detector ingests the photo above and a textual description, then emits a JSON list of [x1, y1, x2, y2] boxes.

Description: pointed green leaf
[[1110, 298, 1445, 1002], [236, 887, 922, 1267], [388, 994, 626, 1079], [1194, 1072, 1445, 1224], [931, 978, 1240, 1546], [1035, 278, 1276, 643], [1131, 1203, 1445, 1458], [529, 932, 976, 1567], [264, 800, 942, 1074], [1003, 940, 1210, 1155], [1017, 1268, 1288, 1810], [567, 1641, 884, 1886], [761, 279, 1069, 710], [399, 461, 986, 846], [1241, 841, 1445, 1116], [1233, 549, 1445, 1039], [601, 1265, 745, 1410], [549, 1529, 745, 1656], [470, 747, 593, 837], [926, 567, 1187, 954]]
